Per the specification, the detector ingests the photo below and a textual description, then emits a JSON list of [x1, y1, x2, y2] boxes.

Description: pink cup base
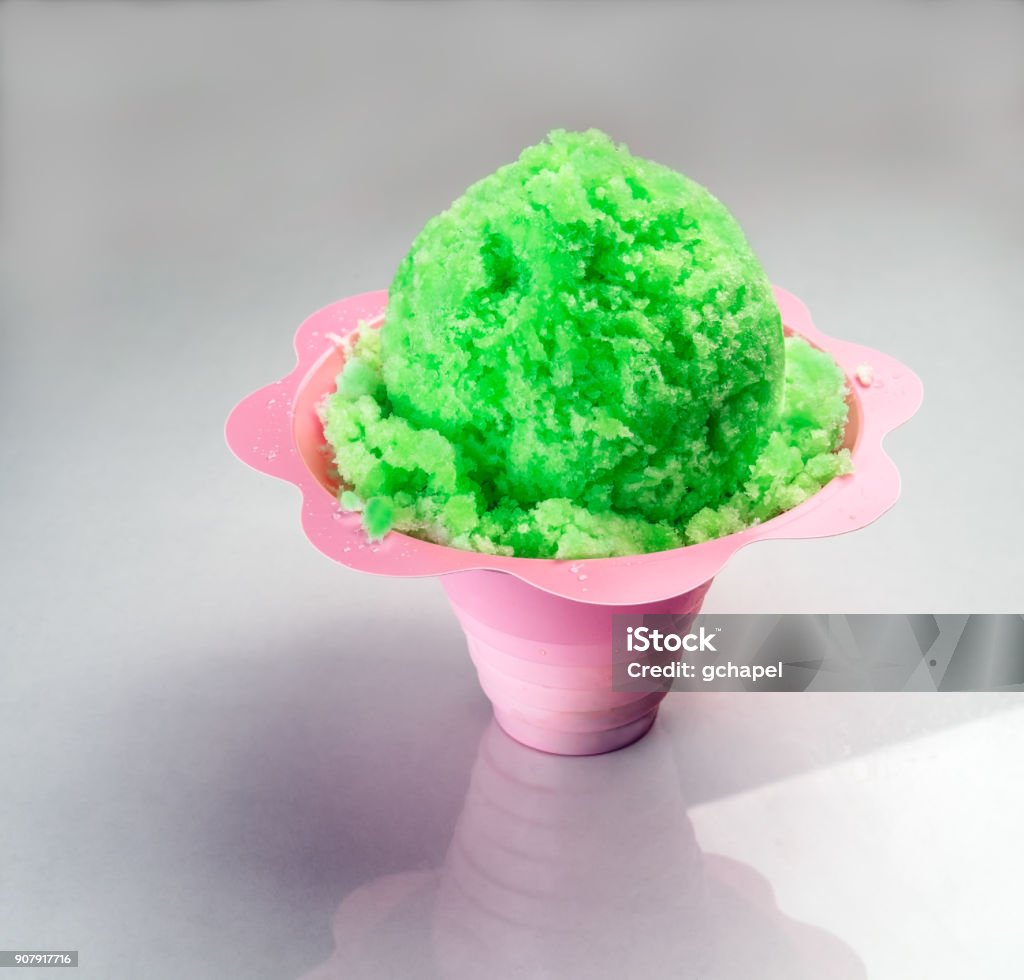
[[492, 705, 660, 756]]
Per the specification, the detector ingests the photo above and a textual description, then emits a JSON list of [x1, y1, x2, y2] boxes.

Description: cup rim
[[225, 286, 922, 605]]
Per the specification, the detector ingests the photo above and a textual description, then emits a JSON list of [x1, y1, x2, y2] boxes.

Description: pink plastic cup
[[226, 287, 922, 755], [443, 571, 710, 755]]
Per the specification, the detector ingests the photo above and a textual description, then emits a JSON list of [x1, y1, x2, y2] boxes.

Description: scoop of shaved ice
[[321, 130, 851, 558]]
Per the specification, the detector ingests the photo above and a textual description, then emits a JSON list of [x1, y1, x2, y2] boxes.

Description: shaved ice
[[321, 130, 851, 558]]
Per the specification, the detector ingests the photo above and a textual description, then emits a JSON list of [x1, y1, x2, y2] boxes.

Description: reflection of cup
[[431, 718, 710, 978], [443, 572, 712, 756], [301, 720, 866, 980]]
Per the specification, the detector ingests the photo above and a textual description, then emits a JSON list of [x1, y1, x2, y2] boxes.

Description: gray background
[[2, 2, 1022, 978]]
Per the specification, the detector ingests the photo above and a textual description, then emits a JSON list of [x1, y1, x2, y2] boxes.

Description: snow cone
[[226, 131, 922, 755]]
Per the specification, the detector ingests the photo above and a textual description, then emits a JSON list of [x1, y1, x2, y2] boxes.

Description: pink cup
[[443, 571, 710, 755], [226, 288, 922, 755]]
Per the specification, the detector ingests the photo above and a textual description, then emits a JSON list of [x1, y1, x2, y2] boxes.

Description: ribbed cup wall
[[442, 571, 712, 756]]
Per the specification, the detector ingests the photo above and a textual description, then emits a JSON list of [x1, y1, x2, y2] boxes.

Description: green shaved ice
[[322, 130, 852, 558], [382, 129, 783, 523], [363, 496, 395, 540], [682, 337, 852, 543]]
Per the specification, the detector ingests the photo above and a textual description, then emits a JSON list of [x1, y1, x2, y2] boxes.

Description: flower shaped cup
[[226, 287, 922, 755]]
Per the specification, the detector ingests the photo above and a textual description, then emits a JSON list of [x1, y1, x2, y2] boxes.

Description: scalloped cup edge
[[225, 287, 922, 605]]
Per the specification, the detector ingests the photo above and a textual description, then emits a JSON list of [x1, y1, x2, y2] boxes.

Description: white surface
[[1, 1, 1022, 978], [691, 707, 1024, 980]]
